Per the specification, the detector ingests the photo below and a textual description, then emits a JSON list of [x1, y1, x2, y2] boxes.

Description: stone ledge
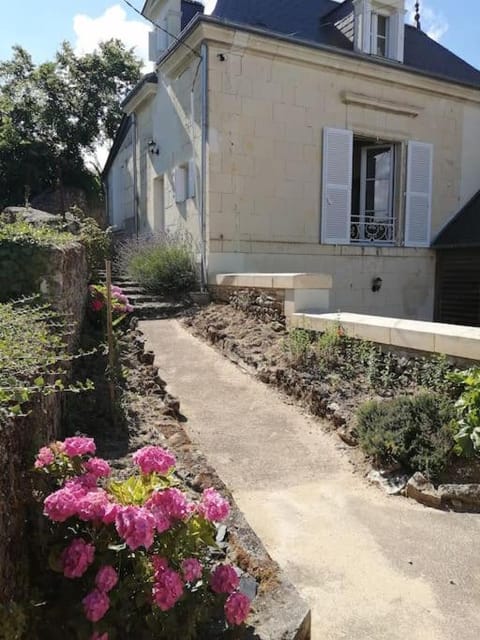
[[290, 312, 480, 361], [213, 273, 333, 290]]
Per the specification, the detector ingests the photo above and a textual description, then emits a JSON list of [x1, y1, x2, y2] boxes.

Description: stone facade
[[106, 18, 480, 321]]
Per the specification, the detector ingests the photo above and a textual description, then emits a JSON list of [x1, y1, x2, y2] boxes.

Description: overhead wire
[[120, 0, 201, 58]]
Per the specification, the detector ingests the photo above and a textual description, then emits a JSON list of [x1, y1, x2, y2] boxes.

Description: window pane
[[363, 146, 393, 218], [366, 148, 391, 179], [377, 15, 387, 37], [377, 36, 387, 57], [374, 180, 389, 213]]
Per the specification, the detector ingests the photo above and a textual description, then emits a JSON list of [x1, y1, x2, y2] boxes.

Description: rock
[[368, 469, 409, 495], [327, 402, 341, 414], [239, 574, 258, 601], [406, 472, 442, 508], [438, 483, 480, 509], [337, 426, 358, 447]]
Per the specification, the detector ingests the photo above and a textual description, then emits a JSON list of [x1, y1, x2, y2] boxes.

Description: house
[[103, 0, 480, 321]]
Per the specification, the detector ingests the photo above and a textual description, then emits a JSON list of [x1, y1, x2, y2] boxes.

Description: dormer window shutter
[[388, 12, 405, 62], [321, 127, 353, 245], [405, 141, 433, 248]]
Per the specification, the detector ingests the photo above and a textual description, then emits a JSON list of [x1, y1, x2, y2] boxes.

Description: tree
[[0, 40, 142, 209]]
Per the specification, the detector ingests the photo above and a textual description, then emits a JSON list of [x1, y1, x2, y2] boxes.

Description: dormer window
[[353, 0, 405, 63], [373, 13, 389, 57]]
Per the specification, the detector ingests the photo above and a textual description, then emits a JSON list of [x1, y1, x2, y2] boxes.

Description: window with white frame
[[351, 141, 395, 244], [321, 128, 433, 248], [371, 12, 389, 57]]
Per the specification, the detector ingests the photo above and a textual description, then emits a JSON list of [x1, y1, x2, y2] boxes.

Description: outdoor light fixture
[[371, 277, 383, 293], [147, 140, 159, 155]]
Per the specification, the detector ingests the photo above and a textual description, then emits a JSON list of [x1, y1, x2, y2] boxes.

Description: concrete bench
[[212, 273, 332, 317], [289, 312, 480, 361]]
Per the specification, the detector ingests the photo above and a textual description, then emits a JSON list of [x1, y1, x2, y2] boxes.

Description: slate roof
[[181, 0, 204, 29], [433, 190, 480, 249], [212, 0, 480, 88]]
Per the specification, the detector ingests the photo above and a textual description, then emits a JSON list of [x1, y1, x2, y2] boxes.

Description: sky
[[0, 1, 479, 71]]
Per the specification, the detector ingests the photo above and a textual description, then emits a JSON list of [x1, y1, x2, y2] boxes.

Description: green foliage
[[76, 213, 112, 275], [0, 298, 93, 417], [283, 328, 313, 363], [0, 219, 73, 246], [118, 233, 198, 295], [0, 41, 142, 208], [449, 367, 480, 458], [357, 393, 456, 479]]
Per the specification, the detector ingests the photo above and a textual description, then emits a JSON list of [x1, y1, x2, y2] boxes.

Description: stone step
[[132, 301, 187, 320]]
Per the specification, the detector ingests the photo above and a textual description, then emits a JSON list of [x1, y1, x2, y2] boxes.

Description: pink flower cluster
[[89, 284, 134, 317], [198, 487, 230, 522], [85, 457, 111, 478], [225, 592, 251, 626], [145, 488, 194, 533], [151, 556, 184, 611], [210, 564, 239, 594], [34, 446, 54, 468], [44, 481, 118, 525], [63, 436, 96, 458], [132, 446, 176, 475], [61, 539, 95, 579], [115, 506, 156, 550], [182, 558, 203, 583], [82, 566, 118, 624]]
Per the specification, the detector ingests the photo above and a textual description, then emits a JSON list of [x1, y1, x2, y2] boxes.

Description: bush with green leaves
[[357, 393, 456, 479], [79, 217, 112, 276], [0, 299, 92, 417], [117, 233, 197, 295], [449, 367, 480, 458], [32, 438, 253, 639], [0, 218, 74, 246]]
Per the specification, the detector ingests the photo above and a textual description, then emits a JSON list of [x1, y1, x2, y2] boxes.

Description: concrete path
[[141, 319, 480, 640]]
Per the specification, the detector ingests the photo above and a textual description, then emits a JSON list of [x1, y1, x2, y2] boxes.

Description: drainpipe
[[132, 112, 139, 238], [200, 43, 209, 291]]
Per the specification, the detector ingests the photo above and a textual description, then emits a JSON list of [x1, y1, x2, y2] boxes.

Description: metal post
[[105, 259, 116, 411]]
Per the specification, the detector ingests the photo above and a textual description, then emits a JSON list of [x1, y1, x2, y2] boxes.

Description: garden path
[[141, 319, 480, 640]]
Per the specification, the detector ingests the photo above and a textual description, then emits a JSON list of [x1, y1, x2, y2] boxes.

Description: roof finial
[[414, 1, 421, 30]]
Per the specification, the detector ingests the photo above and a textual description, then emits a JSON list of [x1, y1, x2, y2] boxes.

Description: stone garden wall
[[0, 241, 88, 603]]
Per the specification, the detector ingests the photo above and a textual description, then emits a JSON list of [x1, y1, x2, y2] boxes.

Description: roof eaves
[[121, 72, 158, 110], [102, 114, 133, 178], [163, 15, 480, 92]]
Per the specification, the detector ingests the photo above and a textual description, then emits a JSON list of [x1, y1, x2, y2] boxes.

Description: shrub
[[88, 284, 133, 327], [117, 233, 197, 295], [449, 367, 480, 458], [0, 218, 73, 246], [32, 438, 253, 638], [357, 393, 456, 479], [78, 217, 112, 276], [283, 328, 314, 364]]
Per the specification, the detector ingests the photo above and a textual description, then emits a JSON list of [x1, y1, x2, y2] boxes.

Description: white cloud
[[73, 5, 151, 71], [409, 3, 449, 42]]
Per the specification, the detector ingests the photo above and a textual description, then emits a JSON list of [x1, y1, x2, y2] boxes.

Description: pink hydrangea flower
[[63, 436, 96, 458], [145, 488, 193, 533], [77, 490, 111, 522], [34, 446, 54, 469], [197, 488, 230, 522], [82, 589, 110, 622], [61, 538, 95, 579], [85, 457, 111, 478], [152, 568, 184, 611], [182, 558, 202, 583], [95, 566, 118, 593], [132, 446, 176, 475], [210, 565, 240, 594], [44, 486, 84, 522], [115, 506, 156, 550], [91, 300, 104, 312], [91, 633, 108, 640], [225, 592, 251, 626], [101, 501, 120, 525], [65, 474, 98, 492], [152, 555, 169, 577]]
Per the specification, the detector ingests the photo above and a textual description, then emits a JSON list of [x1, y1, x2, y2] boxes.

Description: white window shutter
[[174, 166, 187, 203], [148, 31, 157, 62], [188, 159, 196, 199], [388, 13, 405, 62], [405, 141, 433, 247], [321, 127, 353, 245]]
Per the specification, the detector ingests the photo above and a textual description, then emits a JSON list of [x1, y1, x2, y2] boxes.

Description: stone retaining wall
[[0, 241, 88, 604]]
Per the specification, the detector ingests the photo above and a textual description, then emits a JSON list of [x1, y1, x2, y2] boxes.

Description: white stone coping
[[289, 312, 480, 361], [212, 273, 333, 290]]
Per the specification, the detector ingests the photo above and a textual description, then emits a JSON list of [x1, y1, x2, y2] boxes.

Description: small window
[[371, 13, 389, 57], [174, 166, 187, 203]]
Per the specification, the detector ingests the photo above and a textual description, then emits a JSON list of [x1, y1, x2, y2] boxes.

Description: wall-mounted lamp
[[217, 53, 226, 62], [147, 140, 159, 155], [371, 277, 383, 293]]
